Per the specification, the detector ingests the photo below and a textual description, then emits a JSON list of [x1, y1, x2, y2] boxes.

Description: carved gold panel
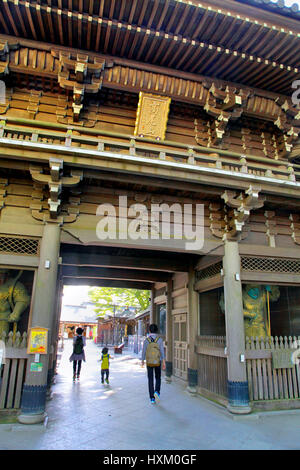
[[134, 92, 171, 141]]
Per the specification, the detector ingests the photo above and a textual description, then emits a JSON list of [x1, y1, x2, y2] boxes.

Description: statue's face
[[247, 286, 260, 299]]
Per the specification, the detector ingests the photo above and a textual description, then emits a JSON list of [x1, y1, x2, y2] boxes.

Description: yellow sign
[[134, 92, 171, 141], [27, 327, 48, 355]]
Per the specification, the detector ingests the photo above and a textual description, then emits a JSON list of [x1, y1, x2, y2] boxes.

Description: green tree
[[88, 287, 150, 318]]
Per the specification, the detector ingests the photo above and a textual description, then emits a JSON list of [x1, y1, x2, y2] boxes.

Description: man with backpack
[[141, 324, 166, 404], [69, 327, 86, 380]]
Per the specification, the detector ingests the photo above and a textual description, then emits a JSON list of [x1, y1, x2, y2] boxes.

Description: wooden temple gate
[[0, 0, 300, 423]]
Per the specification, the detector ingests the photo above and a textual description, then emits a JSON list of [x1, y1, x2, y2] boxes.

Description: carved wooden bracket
[[203, 82, 251, 144], [0, 177, 8, 211], [0, 41, 16, 115], [289, 213, 300, 245], [209, 202, 226, 239], [61, 193, 82, 220], [264, 210, 277, 248], [275, 97, 300, 156], [209, 185, 265, 241], [222, 185, 265, 240], [52, 50, 113, 123], [29, 159, 82, 223], [0, 40, 10, 76], [27, 90, 42, 120]]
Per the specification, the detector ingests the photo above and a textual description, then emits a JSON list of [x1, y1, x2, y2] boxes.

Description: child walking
[[101, 347, 113, 384]]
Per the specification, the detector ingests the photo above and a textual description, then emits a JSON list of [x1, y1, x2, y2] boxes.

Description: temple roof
[[236, 0, 300, 21], [0, 0, 299, 95], [61, 302, 98, 323]]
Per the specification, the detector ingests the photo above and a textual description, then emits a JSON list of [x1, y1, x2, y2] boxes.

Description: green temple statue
[[243, 284, 280, 339], [0, 269, 31, 337], [219, 284, 280, 339]]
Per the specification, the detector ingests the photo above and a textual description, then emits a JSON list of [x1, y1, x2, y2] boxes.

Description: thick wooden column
[[223, 240, 251, 414], [18, 222, 61, 424], [165, 278, 173, 382], [47, 276, 63, 391], [150, 287, 156, 325], [187, 266, 199, 394]]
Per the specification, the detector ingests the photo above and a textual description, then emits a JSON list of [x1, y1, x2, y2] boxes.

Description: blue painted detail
[[165, 361, 173, 377], [228, 381, 250, 406], [20, 384, 47, 414], [188, 368, 198, 387]]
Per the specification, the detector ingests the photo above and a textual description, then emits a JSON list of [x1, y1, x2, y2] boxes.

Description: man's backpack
[[73, 336, 84, 355], [145, 336, 161, 367]]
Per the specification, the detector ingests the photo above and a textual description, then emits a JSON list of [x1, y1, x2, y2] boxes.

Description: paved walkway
[[0, 339, 300, 450]]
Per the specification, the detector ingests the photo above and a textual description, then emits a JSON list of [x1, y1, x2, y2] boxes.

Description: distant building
[[60, 301, 98, 339], [97, 306, 137, 345]]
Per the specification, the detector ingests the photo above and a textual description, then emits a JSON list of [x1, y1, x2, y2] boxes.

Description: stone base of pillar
[[227, 380, 252, 414], [18, 411, 47, 425], [46, 390, 54, 401], [227, 404, 252, 415], [186, 385, 197, 395]]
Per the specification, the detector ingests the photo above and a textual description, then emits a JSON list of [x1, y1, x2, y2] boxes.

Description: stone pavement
[[0, 339, 300, 450]]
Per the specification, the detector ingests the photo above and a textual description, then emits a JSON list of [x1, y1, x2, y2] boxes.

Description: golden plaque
[[134, 92, 171, 141]]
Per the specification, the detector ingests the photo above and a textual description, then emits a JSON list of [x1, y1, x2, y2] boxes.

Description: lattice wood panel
[[0, 236, 40, 256], [241, 257, 300, 274], [196, 261, 223, 282]]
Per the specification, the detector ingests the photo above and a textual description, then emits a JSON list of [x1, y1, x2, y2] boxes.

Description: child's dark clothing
[[101, 368, 109, 383], [73, 360, 82, 377]]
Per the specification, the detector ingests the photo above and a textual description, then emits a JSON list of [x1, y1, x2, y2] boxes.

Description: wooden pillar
[[187, 266, 199, 394], [18, 222, 61, 424], [223, 240, 251, 414], [150, 287, 156, 326], [165, 278, 173, 382], [48, 276, 63, 389]]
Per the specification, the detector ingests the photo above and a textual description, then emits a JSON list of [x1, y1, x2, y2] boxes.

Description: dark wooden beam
[[82, 170, 222, 197], [61, 252, 190, 272], [62, 277, 152, 289], [62, 266, 170, 282]]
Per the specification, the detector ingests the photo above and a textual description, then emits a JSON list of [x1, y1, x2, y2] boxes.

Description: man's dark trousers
[[147, 365, 161, 399]]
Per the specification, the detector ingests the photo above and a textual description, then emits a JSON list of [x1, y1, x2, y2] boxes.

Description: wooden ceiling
[[0, 0, 299, 95]]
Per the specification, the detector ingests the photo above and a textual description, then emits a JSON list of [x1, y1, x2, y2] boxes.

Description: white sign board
[[0, 340, 6, 367]]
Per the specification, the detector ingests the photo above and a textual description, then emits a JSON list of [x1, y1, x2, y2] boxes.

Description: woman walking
[[69, 327, 86, 380]]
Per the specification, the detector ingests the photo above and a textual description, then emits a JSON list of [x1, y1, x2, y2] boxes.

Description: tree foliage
[[88, 287, 150, 318]]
